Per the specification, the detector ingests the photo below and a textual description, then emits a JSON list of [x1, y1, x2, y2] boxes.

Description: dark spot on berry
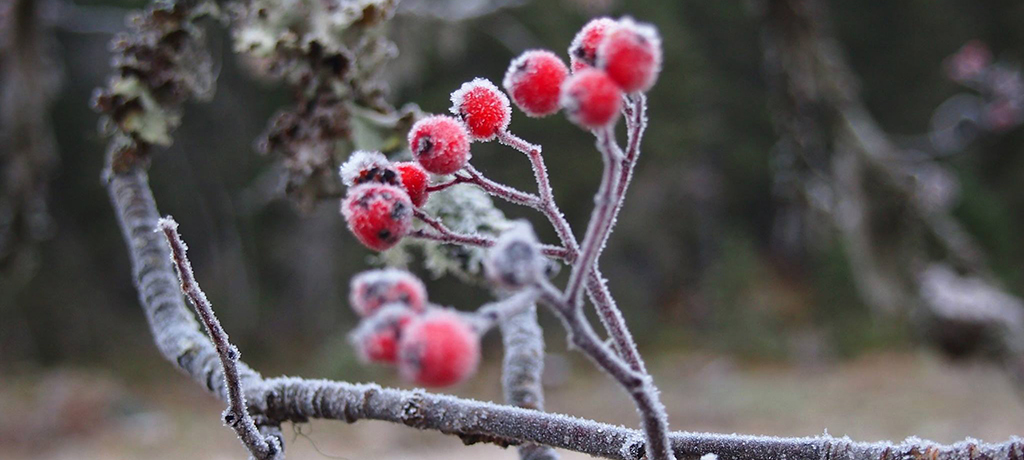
[[382, 169, 397, 183], [378, 229, 393, 242], [415, 135, 434, 157], [391, 201, 408, 220], [515, 60, 529, 74]]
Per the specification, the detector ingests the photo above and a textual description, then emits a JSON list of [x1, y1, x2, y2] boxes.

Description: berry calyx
[[398, 310, 480, 387], [450, 78, 512, 141], [394, 161, 430, 207], [560, 68, 623, 128], [503, 50, 569, 118], [340, 150, 401, 187], [342, 183, 413, 251], [569, 17, 618, 73], [349, 305, 416, 364], [408, 115, 471, 175], [597, 17, 662, 93], [349, 268, 428, 317]]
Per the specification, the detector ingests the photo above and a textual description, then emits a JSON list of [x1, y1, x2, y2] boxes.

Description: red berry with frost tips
[[597, 18, 663, 93], [340, 150, 401, 187], [398, 311, 480, 387], [503, 50, 569, 118], [560, 68, 623, 128], [408, 115, 471, 175], [450, 78, 512, 141], [569, 17, 618, 73], [349, 305, 415, 364], [349, 268, 428, 317], [342, 183, 413, 251], [393, 162, 429, 207]]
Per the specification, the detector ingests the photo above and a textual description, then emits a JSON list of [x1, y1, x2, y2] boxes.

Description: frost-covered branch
[[159, 217, 282, 460], [107, 160, 1023, 460]]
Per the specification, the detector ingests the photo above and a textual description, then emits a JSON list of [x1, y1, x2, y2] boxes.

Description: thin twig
[[159, 217, 282, 460], [411, 209, 570, 259]]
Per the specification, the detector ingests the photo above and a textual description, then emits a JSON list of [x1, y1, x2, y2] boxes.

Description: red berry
[[398, 311, 480, 387], [560, 68, 623, 128], [569, 17, 618, 73], [394, 161, 430, 207], [450, 78, 512, 141], [503, 50, 569, 118], [349, 268, 428, 317], [597, 18, 662, 93], [408, 115, 471, 175], [342, 183, 413, 251], [349, 305, 415, 364], [339, 150, 401, 187]]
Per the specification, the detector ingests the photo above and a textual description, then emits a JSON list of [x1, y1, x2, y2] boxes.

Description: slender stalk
[[564, 126, 623, 306], [159, 217, 282, 460], [410, 209, 570, 259]]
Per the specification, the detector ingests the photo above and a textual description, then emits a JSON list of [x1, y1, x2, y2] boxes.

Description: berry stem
[[159, 217, 282, 460], [463, 164, 542, 207], [564, 126, 623, 305], [472, 288, 542, 332], [411, 209, 570, 259]]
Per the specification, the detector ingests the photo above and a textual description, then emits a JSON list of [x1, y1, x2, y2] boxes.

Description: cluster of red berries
[[502, 16, 662, 129], [340, 17, 662, 252], [339, 151, 429, 251], [348, 269, 481, 387]]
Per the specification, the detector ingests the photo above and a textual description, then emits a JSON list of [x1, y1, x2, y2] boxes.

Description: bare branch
[[106, 165, 1023, 460], [159, 217, 282, 460]]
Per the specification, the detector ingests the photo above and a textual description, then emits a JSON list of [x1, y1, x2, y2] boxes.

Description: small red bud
[[569, 17, 618, 73], [560, 68, 623, 128], [349, 305, 416, 364], [450, 78, 512, 141], [394, 162, 430, 207], [349, 268, 428, 317], [408, 115, 471, 175], [503, 50, 570, 118], [398, 311, 480, 387], [597, 18, 663, 93], [342, 184, 413, 251]]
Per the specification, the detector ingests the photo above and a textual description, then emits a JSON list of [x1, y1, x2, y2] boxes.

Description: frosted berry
[[450, 78, 512, 141], [569, 17, 618, 73], [394, 161, 430, 207], [349, 305, 415, 364], [560, 68, 623, 128], [503, 50, 569, 118], [485, 222, 545, 290], [597, 18, 663, 93], [340, 150, 400, 187], [342, 183, 413, 251], [408, 115, 471, 175], [349, 268, 428, 317], [398, 311, 480, 387]]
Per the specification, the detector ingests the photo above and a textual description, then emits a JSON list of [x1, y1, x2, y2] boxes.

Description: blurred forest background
[[2, 0, 1024, 458]]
